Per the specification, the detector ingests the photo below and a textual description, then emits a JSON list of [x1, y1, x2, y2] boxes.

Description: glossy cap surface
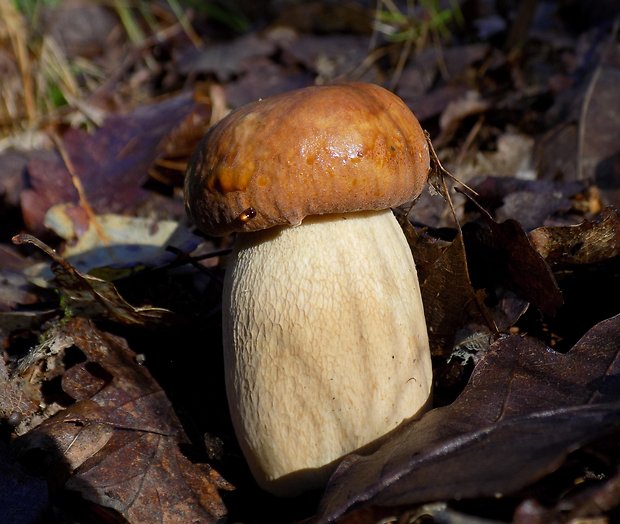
[[185, 83, 429, 235]]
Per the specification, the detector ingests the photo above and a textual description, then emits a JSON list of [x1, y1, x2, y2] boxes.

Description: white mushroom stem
[[223, 209, 432, 496]]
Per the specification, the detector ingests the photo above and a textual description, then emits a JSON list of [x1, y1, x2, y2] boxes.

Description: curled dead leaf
[[529, 207, 620, 266], [13, 234, 176, 327]]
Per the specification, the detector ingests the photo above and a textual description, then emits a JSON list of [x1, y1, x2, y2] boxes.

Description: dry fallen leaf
[[151, 89, 215, 186], [17, 317, 232, 522], [463, 196, 564, 317], [398, 212, 489, 357], [176, 33, 277, 81], [318, 312, 620, 521], [469, 176, 587, 230], [529, 207, 620, 267], [280, 33, 370, 83], [20, 91, 209, 234]]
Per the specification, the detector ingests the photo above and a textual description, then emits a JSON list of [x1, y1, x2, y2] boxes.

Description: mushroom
[[184, 83, 432, 496]]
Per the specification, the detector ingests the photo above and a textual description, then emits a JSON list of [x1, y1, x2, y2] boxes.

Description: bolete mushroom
[[184, 83, 432, 496]]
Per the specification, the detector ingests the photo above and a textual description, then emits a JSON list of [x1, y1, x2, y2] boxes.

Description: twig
[[163, 245, 227, 284], [389, 32, 414, 91], [425, 131, 479, 197], [456, 115, 484, 167], [410, 133, 498, 335]]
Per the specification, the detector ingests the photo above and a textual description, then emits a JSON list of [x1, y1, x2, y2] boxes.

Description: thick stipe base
[[223, 210, 432, 495]]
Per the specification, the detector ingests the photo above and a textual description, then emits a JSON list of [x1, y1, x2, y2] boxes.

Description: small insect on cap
[[184, 82, 430, 236]]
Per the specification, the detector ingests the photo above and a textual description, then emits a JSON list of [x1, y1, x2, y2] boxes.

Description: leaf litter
[[15, 318, 232, 523]]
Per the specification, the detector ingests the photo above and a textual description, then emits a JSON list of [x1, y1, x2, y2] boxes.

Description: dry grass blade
[[0, 1, 36, 130], [372, 0, 463, 88], [0, 1, 97, 140], [37, 37, 81, 113], [166, 0, 202, 48]]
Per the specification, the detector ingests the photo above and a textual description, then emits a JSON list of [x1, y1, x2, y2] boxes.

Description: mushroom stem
[[223, 209, 432, 496]]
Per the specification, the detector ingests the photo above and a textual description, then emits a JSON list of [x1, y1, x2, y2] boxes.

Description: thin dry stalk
[[37, 36, 81, 110], [0, 1, 36, 127], [50, 132, 109, 244]]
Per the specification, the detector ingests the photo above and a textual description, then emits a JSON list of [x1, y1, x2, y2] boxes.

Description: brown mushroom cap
[[185, 82, 429, 236]]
